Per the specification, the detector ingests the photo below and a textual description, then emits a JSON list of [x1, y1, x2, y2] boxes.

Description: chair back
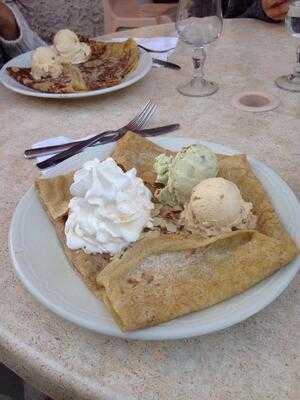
[[103, 0, 138, 14]]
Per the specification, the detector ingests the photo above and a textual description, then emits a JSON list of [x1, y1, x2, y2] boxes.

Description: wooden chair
[[103, 0, 178, 33]]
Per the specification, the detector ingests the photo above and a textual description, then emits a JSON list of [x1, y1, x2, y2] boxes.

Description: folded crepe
[[35, 132, 298, 331]]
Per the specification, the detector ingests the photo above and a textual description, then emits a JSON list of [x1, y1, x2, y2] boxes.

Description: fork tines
[[127, 100, 158, 131]]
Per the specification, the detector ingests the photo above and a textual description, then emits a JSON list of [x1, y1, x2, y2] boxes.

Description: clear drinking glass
[[175, 0, 223, 97], [276, 1, 300, 92]]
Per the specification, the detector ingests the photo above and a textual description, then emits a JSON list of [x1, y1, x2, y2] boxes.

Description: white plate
[[9, 137, 300, 340], [0, 47, 152, 99]]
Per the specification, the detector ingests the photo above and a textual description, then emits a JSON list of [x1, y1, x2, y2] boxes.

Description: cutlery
[[138, 44, 176, 53], [25, 124, 180, 159], [37, 122, 180, 170], [152, 58, 181, 70], [36, 100, 158, 170], [126, 124, 179, 137]]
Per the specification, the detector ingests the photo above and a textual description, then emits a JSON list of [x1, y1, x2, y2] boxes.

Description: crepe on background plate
[[7, 38, 139, 94], [35, 132, 298, 331]]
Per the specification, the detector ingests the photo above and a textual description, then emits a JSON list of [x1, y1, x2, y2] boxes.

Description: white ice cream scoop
[[31, 46, 63, 80], [53, 29, 91, 64]]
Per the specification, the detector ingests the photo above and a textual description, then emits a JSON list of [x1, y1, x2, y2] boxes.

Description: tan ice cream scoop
[[182, 177, 256, 237]]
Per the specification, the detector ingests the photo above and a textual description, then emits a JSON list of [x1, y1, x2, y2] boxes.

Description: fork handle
[[25, 141, 84, 159], [36, 130, 117, 170], [24, 130, 117, 159]]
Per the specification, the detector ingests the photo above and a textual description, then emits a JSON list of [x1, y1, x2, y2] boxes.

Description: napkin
[[134, 37, 178, 66], [32, 136, 71, 163]]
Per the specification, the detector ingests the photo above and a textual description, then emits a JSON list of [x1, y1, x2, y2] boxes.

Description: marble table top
[[0, 19, 299, 400]]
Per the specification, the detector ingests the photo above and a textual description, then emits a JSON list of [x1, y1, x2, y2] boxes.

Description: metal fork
[[36, 100, 158, 170]]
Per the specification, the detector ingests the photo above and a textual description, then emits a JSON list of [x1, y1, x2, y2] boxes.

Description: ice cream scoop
[[154, 144, 218, 207], [54, 29, 79, 52], [154, 154, 172, 186], [182, 177, 257, 237], [31, 46, 63, 80], [53, 29, 91, 64]]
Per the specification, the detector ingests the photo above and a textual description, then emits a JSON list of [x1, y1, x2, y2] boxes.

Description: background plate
[[9, 137, 300, 340], [0, 47, 152, 99]]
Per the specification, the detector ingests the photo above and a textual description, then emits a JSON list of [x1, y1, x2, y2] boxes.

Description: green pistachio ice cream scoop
[[154, 144, 218, 207]]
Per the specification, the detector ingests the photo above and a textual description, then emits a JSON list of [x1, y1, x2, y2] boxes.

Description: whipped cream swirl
[[65, 158, 153, 255]]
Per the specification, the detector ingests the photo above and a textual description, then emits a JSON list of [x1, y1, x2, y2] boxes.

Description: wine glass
[[276, 1, 300, 92], [175, 0, 223, 97]]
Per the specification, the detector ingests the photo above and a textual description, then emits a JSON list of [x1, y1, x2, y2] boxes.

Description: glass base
[[177, 77, 219, 97], [275, 74, 300, 92]]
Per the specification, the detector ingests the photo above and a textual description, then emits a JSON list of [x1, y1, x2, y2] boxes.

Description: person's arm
[[0, 1, 45, 61], [240, 0, 289, 22], [0, 1, 19, 40]]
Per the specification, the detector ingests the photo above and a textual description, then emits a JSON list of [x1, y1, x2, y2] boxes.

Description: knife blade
[[152, 58, 181, 70], [130, 123, 180, 137]]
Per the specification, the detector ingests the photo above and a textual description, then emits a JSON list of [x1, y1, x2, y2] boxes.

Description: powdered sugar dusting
[[130, 248, 214, 282]]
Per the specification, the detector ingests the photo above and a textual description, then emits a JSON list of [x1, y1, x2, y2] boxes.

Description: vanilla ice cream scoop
[[182, 177, 256, 237], [53, 29, 79, 52], [31, 46, 63, 80], [53, 29, 91, 64]]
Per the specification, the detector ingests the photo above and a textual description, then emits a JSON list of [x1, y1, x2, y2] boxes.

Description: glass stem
[[294, 44, 300, 76], [192, 47, 206, 84]]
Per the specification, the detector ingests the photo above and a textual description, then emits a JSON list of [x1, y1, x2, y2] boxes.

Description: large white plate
[[9, 137, 300, 340], [0, 47, 152, 99]]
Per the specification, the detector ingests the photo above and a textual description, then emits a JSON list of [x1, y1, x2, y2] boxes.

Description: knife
[[135, 123, 180, 137], [26, 124, 180, 160], [152, 58, 181, 70]]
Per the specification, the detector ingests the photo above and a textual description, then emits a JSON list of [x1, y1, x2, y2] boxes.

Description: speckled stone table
[[0, 19, 299, 400]]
